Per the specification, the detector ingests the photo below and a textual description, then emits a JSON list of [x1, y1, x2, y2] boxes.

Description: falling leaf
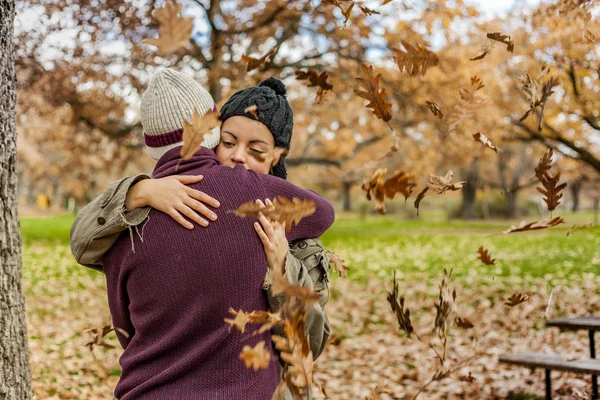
[[426, 100, 444, 120], [519, 66, 559, 131], [270, 271, 321, 306], [180, 109, 219, 160], [470, 48, 489, 61], [361, 168, 416, 214], [473, 132, 498, 153], [505, 292, 530, 308], [433, 268, 456, 338], [295, 69, 333, 103], [387, 270, 414, 338], [503, 217, 565, 234], [342, 3, 355, 26], [143, 0, 194, 55], [326, 250, 350, 278], [242, 48, 277, 72], [224, 307, 253, 333], [270, 382, 288, 400], [393, 40, 439, 77], [486, 32, 514, 52], [83, 323, 129, 352], [447, 76, 486, 135], [234, 196, 316, 232], [382, 0, 393, 4], [456, 316, 474, 329], [244, 105, 259, 119], [359, 6, 379, 16], [584, 29, 598, 44], [239, 341, 272, 371], [534, 149, 567, 211], [414, 187, 429, 215], [248, 310, 283, 335], [476, 246, 496, 265], [459, 372, 476, 382], [354, 64, 393, 123], [427, 170, 466, 194], [566, 223, 594, 237]]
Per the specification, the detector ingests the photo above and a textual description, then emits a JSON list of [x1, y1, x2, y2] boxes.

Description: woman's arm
[[70, 174, 220, 271]]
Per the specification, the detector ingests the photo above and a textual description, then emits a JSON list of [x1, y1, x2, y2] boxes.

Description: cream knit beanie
[[140, 68, 221, 160]]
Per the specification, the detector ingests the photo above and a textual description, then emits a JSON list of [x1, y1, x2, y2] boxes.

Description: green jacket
[[69, 174, 331, 361]]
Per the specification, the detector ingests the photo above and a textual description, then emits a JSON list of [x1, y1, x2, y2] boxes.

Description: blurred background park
[[14, 0, 600, 398]]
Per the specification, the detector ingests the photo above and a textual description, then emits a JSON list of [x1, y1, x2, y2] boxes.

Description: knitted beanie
[[219, 77, 293, 179], [140, 68, 221, 160]]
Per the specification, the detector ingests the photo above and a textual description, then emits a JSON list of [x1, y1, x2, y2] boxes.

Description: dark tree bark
[[570, 178, 584, 212], [0, 1, 32, 398], [460, 158, 479, 219], [342, 181, 352, 212]]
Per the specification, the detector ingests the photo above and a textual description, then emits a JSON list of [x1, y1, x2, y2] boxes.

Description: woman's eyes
[[222, 140, 265, 155], [250, 148, 264, 154], [222, 141, 235, 147]]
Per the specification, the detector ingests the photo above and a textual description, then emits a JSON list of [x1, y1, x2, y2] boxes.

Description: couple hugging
[[69, 69, 335, 400]]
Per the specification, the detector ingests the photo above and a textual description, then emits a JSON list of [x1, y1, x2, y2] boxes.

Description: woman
[[70, 71, 332, 364]]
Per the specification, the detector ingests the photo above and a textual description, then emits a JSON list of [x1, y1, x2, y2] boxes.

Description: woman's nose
[[231, 148, 246, 164]]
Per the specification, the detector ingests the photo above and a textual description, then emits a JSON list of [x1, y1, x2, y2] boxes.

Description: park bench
[[499, 316, 600, 400]]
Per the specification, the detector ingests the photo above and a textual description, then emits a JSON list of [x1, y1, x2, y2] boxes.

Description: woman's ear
[[271, 147, 288, 167]]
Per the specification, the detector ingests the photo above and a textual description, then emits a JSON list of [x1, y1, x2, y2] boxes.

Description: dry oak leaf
[[427, 170, 466, 194], [503, 216, 565, 234], [456, 316, 474, 329], [459, 371, 476, 383], [244, 105, 259, 119], [473, 132, 498, 153], [361, 168, 416, 214], [180, 109, 219, 160], [295, 69, 333, 103], [280, 344, 314, 389], [535, 149, 567, 211], [414, 187, 429, 216], [248, 310, 283, 335], [342, 3, 355, 26], [487, 32, 515, 52], [143, 0, 193, 55], [476, 246, 496, 265], [426, 100, 444, 120], [325, 249, 349, 278], [84, 324, 129, 352], [270, 382, 288, 400], [234, 196, 316, 232], [359, 5, 380, 16], [270, 270, 320, 306], [393, 40, 439, 77], [354, 64, 393, 123], [470, 48, 489, 61], [433, 268, 456, 338], [242, 48, 277, 72], [505, 292, 530, 308], [224, 307, 252, 333], [239, 341, 272, 371], [387, 270, 414, 338], [447, 76, 486, 135]]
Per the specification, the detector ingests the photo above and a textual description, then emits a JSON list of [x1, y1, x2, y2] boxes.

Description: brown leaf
[[534, 149, 567, 211], [270, 271, 321, 306], [470, 48, 489, 61], [393, 40, 439, 77], [248, 310, 283, 335], [414, 187, 429, 216], [242, 48, 277, 72], [234, 196, 316, 231], [244, 105, 259, 119], [224, 307, 252, 333], [239, 341, 272, 371], [473, 132, 498, 153], [503, 216, 565, 234], [505, 292, 530, 308], [180, 109, 219, 160], [359, 6, 379, 16], [387, 270, 414, 338], [486, 32, 514, 52], [447, 76, 485, 135], [459, 371, 476, 382], [326, 250, 350, 278], [354, 64, 393, 123], [476, 246, 496, 266], [456, 316, 474, 329], [83, 323, 128, 352], [361, 168, 416, 214], [342, 3, 355, 26], [295, 69, 333, 103], [433, 268, 456, 338], [584, 29, 598, 44], [270, 381, 288, 400], [143, 0, 194, 55], [518, 66, 559, 131], [427, 170, 466, 194], [426, 100, 444, 120]]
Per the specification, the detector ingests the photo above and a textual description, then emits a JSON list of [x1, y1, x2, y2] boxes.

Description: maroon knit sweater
[[103, 147, 335, 400]]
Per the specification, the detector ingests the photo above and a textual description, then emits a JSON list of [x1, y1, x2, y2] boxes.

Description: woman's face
[[215, 116, 282, 174]]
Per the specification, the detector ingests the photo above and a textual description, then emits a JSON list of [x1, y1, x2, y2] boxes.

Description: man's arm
[[264, 238, 331, 360], [70, 174, 152, 271]]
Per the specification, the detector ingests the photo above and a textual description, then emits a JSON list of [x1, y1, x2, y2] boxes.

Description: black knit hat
[[219, 77, 293, 179]]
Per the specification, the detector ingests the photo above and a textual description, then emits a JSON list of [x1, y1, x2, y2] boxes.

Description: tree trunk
[[506, 176, 520, 219], [342, 181, 352, 212], [570, 178, 583, 212], [460, 158, 479, 219], [0, 1, 32, 398]]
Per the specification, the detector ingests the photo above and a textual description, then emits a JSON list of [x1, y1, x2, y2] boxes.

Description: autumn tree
[[0, 0, 32, 398]]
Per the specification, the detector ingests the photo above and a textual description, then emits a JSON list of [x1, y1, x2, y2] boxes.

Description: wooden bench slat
[[499, 352, 600, 375], [546, 316, 600, 331]]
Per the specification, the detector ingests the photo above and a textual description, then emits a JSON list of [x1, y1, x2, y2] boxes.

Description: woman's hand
[[125, 175, 220, 229], [254, 199, 288, 275]]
